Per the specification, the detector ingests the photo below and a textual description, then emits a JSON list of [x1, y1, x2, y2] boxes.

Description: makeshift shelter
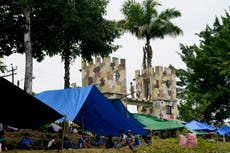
[[217, 125, 230, 137], [133, 114, 184, 130], [36, 85, 148, 136], [110, 99, 148, 133], [0, 77, 63, 129], [185, 120, 216, 131]]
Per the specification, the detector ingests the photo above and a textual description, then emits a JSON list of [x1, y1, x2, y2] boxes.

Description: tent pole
[[125, 97, 129, 118], [41, 131, 44, 149], [82, 107, 84, 131], [61, 115, 67, 150]]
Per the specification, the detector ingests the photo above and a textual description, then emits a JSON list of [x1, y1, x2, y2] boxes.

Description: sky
[[1, 0, 230, 95]]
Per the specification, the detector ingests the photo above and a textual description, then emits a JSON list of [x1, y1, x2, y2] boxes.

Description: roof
[[110, 99, 149, 135], [133, 113, 184, 130], [36, 85, 147, 136], [0, 77, 63, 129], [185, 120, 216, 131], [217, 125, 230, 137]]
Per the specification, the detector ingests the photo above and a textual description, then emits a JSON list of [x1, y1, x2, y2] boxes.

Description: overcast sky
[[2, 0, 230, 94]]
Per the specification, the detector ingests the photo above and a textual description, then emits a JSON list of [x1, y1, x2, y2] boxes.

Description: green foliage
[[120, 0, 182, 68], [0, 59, 6, 73], [0, 0, 121, 88], [177, 10, 230, 123], [121, 0, 183, 41]]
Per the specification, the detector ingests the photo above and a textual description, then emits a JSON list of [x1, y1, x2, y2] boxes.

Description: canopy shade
[[133, 114, 184, 130], [110, 99, 149, 135], [217, 125, 230, 137], [36, 85, 147, 136], [185, 120, 216, 131], [0, 77, 63, 129]]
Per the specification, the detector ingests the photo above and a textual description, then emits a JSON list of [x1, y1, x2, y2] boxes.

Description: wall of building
[[135, 66, 176, 101], [134, 66, 177, 119], [82, 56, 127, 96], [82, 57, 178, 119]]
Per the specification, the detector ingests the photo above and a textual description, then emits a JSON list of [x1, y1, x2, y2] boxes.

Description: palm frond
[[159, 8, 181, 20]]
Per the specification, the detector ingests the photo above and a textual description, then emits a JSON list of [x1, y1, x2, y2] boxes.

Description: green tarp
[[133, 114, 184, 131], [186, 128, 208, 135]]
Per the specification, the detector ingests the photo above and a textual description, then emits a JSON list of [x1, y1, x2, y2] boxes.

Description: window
[[166, 105, 172, 115], [113, 71, 120, 81]]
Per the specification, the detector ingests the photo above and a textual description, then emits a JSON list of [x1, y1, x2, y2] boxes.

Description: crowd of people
[[0, 128, 150, 152]]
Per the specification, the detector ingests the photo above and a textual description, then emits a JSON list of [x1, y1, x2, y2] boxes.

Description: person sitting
[[135, 136, 141, 146], [114, 130, 127, 148], [63, 136, 73, 149], [47, 135, 60, 150], [77, 132, 92, 149], [18, 133, 33, 149], [105, 136, 114, 148], [63, 136, 77, 149], [0, 131, 7, 152], [125, 130, 136, 152], [206, 131, 212, 139], [93, 135, 104, 148], [142, 134, 151, 145]]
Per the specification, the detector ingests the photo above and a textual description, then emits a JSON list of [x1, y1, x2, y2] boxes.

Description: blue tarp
[[185, 120, 216, 131], [110, 99, 148, 133], [36, 85, 147, 136], [217, 125, 230, 137]]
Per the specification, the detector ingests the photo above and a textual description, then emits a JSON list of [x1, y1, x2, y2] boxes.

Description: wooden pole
[[61, 115, 67, 150], [81, 107, 85, 132]]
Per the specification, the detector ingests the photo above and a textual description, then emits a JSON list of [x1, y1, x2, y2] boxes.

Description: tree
[[0, 0, 46, 94], [121, 0, 182, 69], [39, 0, 121, 88], [177, 11, 230, 123], [0, 0, 120, 90], [20, 0, 33, 94]]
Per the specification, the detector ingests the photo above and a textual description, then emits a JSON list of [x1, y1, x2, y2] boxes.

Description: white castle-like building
[[81, 56, 178, 120]]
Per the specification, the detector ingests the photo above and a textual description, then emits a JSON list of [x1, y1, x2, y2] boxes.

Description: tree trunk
[[64, 48, 70, 89], [23, 6, 33, 94], [146, 39, 152, 68], [142, 46, 147, 69]]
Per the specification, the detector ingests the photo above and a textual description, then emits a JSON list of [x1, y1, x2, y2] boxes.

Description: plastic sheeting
[[110, 99, 149, 135], [217, 125, 230, 137], [133, 114, 184, 130], [0, 77, 62, 128], [185, 120, 216, 131], [36, 85, 147, 136]]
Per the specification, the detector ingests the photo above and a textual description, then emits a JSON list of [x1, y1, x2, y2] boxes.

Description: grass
[[5, 137, 230, 153]]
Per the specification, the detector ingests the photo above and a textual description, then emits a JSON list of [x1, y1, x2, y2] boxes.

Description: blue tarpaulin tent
[[110, 99, 148, 132], [185, 120, 216, 131], [36, 85, 147, 136], [217, 125, 230, 137]]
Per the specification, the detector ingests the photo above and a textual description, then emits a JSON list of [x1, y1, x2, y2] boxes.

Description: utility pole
[[0, 63, 17, 84], [8, 63, 17, 84]]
